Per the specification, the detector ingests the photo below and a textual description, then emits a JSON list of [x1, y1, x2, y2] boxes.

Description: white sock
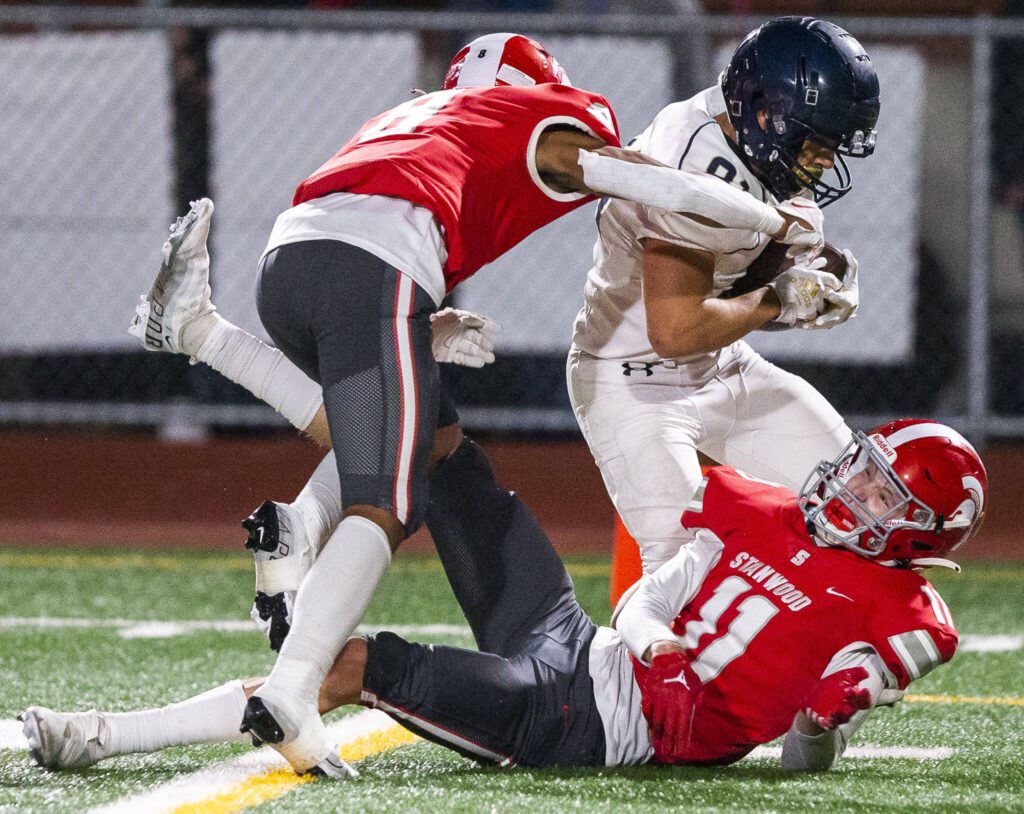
[[291, 451, 343, 553], [265, 517, 391, 703], [100, 680, 248, 756], [192, 314, 324, 432]]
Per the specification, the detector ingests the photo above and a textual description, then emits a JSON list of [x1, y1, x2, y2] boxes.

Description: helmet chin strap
[[880, 557, 962, 572]]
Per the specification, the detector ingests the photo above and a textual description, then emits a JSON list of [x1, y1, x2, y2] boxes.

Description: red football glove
[[802, 667, 872, 730], [641, 651, 701, 761]]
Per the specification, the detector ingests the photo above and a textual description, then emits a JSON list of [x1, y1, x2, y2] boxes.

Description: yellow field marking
[[567, 562, 612, 577], [0, 550, 613, 576], [0, 552, 251, 572], [167, 724, 419, 814], [391, 558, 611, 577], [6, 549, 1020, 581], [906, 693, 1024, 707], [338, 723, 420, 761], [168, 769, 315, 814]]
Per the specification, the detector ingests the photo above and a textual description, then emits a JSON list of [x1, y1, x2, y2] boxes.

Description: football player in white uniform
[[568, 16, 880, 574]]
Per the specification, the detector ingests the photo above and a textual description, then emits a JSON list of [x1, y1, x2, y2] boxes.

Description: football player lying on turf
[[124, 30, 832, 777], [22, 419, 986, 773]]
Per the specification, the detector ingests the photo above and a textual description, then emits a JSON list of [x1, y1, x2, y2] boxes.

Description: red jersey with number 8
[[632, 467, 958, 765], [293, 84, 620, 292]]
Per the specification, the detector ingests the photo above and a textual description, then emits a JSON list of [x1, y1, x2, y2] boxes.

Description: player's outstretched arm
[[534, 128, 822, 248], [781, 652, 884, 772]]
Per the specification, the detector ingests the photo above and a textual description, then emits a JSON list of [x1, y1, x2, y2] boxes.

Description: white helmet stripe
[[886, 422, 978, 456], [962, 474, 986, 513], [455, 33, 519, 88]]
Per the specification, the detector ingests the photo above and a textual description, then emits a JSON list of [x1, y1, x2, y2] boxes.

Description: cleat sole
[[240, 697, 285, 744]]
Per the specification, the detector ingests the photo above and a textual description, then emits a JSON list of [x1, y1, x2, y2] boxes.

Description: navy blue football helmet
[[721, 17, 880, 206]]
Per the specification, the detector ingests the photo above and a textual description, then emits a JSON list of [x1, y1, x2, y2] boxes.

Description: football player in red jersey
[[622, 418, 984, 766], [23, 419, 986, 773], [126, 32, 830, 776]]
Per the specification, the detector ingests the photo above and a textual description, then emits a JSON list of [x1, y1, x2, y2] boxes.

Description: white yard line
[[4, 622, 1019, 651], [0, 616, 470, 639], [960, 634, 1024, 653], [2, 713, 955, 767], [748, 745, 954, 760], [2, 617, 1021, 651], [0, 720, 27, 750], [85, 709, 396, 814]]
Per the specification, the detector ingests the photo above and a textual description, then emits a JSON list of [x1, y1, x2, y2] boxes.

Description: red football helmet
[[799, 419, 988, 568], [442, 33, 571, 91]]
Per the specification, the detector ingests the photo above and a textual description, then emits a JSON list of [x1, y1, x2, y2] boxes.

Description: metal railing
[[0, 6, 1016, 441]]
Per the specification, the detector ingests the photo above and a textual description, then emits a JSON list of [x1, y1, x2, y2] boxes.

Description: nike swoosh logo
[[826, 587, 854, 602]]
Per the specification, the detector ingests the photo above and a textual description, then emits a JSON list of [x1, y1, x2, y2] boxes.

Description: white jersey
[[571, 86, 777, 375]]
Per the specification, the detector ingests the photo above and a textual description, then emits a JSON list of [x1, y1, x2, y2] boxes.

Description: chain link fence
[[0, 7, 1015, 439]]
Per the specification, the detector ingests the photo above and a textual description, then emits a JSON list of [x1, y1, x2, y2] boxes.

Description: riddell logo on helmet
[[869, 433, 897, 462]]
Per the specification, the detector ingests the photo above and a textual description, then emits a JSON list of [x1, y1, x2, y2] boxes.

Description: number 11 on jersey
[[679, 575, 779, 683]]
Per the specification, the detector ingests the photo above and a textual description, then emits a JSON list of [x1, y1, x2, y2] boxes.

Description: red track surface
[[1, 432, 1019, 559]]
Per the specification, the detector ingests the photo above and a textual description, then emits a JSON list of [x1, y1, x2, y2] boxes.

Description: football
[[719, 241, 849, 331]]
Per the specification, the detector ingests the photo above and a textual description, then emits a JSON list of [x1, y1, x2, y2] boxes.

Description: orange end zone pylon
[[609, 464, 712, 607], [610, 513, 643, 608]]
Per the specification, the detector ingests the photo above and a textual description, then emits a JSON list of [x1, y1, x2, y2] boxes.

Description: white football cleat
[[20, 706, 108, 770], [240, 691, 357, 779], [128, 197, 217, 357], [244, 500, 319, 652]]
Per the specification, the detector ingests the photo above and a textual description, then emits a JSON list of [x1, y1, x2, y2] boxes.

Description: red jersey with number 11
[[293, 84, 620, 292], [632, 467, 957, 765]]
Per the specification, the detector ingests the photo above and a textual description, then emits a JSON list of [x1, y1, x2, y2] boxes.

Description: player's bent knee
[[303, 408, 332, 449], [429, 424, 465, 471], [240, 676, 268, 699], [361, 631, 417, 701], [344, 505, 405, 549], [319, 637, 368, 712]]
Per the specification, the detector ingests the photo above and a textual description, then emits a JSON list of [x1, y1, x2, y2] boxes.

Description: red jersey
[[292, 84, 620, 291], [633, 467, 957, 764]]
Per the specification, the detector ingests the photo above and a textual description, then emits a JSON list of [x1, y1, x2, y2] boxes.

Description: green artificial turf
[[0, 548, 1021, 813]]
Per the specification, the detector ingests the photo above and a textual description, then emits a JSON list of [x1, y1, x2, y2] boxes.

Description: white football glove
[[807, 249, 859, 329], [774, 197, 825, 257], [768, 257, 843, 326], [430, 307, 501, 368]]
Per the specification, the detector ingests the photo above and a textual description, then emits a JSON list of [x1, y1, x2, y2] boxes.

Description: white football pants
[[567, 341, 851, 574]]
